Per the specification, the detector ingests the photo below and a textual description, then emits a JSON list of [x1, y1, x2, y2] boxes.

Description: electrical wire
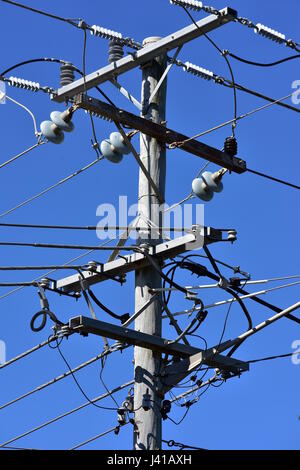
[[169, 91, 296, 148], [82, 26, 101, 159], [0, 158, 101, 219], [247, 167, 300, 191], [179, 5, 237, 135], [247, 352, 298, 364], [0, 236, 119, 302], [0, 241, 139, 251], [55, 339, 119, 411], [227, 51, 300, 67], [0, 335, 57, 370], [0, 345, 129, 412], [0, 380, 134, 448], [0, 141, 46, 171], [3, 93, 40, 136], [70, 424, 128, 450], [1, 0, 79, 26]]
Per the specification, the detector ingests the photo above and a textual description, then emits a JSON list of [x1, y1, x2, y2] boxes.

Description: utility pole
[[133, 37, 167, 450]]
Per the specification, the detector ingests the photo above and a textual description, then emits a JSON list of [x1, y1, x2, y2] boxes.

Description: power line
[[0, 158, 102, 219], [0, 379, 134, 448], [169, 91, 296, 148], [0, 241, 138, 251], [1, 0, 141, 49], [1, 57, 66, 76], [0, 345, 127, 411], [0, 237, 118, 302], [0, 222, 197, 232], [247, 352, 297, 364], [179, 4, 237, 134], [70, 424, 128, 450], [227, 51, 300, 68], [172, 58, 300, 114], [0, 336, 57, 370], [247, 168, 300, 190], [0, 141, 46, 171], [1, 0, 79, 26]]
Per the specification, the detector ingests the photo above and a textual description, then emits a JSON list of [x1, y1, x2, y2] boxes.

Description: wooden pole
[[134, 37, 167, 450]]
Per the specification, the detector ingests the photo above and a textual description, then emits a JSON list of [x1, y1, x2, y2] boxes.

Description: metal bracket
[[160, 345, 249, 393]]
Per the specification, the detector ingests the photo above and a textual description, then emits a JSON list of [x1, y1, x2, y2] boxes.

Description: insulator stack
[[170, 0, 203, 11], [40, 109, 75, 144], [8, 76, 40, 92], [108, 40, 124, 63], [254, 23, 286, 44], [100, 132, 131, 164], [60, 62, 75, 87], [192, 171, 224, 202], [90, 25, 123, 41], [224, 136, 238, 157], [184, 62, 214, 81]]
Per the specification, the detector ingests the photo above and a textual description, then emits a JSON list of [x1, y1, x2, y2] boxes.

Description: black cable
[[167, 405, 190, 426], [177, 256, 253, 331], [82, 27, 102, 158], [88, 288, 129, 324], [178, 255, 300, 326], [247, 168, 300, 190], [142, 251, 195, 298], [1, 58, 65, 76], [227, 51, 300, 68], [30, 309, 64, 333], [247, 352, 296, 364], [55, 339, 119, 411], [99, 355, 119, 408], [179, 5, 237, 134], [1, 0, 78, 26]]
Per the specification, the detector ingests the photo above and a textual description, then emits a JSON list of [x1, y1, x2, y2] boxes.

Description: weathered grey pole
[[134, 37, 167, 451]]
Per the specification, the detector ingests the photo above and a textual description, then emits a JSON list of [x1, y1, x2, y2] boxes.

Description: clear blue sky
[[0, 0, 299, 450]]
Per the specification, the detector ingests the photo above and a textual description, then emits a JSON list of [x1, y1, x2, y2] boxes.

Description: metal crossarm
[[66, 315, 249, 372], [55, 226, 225, 294], [52, 7, 237, 102], [73, 95, 246, 173]]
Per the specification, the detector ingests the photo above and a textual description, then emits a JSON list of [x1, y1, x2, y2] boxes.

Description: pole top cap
[[143, 36, 162, 46]]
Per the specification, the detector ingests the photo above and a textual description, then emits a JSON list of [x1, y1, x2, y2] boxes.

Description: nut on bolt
[[227, 229, 237, 243]]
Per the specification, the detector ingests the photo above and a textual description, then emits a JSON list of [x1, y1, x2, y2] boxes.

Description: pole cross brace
[[73, 94, 246, 173]]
